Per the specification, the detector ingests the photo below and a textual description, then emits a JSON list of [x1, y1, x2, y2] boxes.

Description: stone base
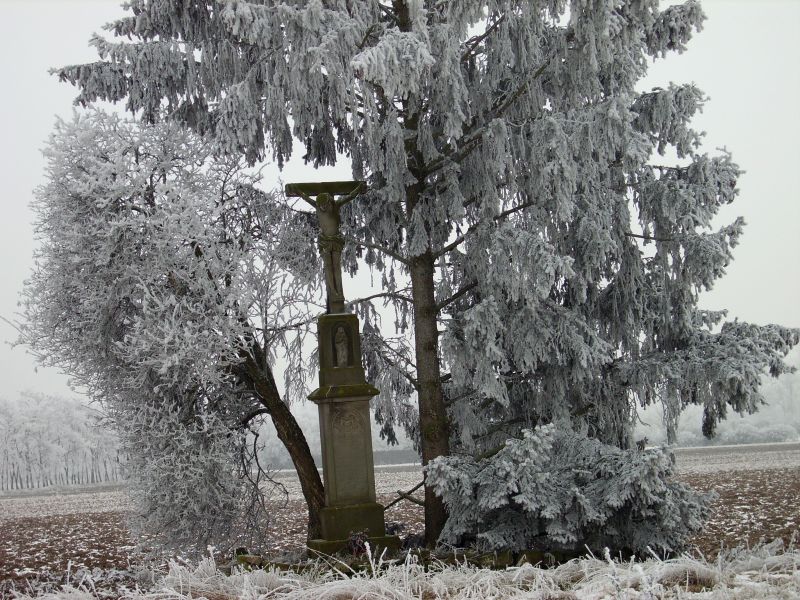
[[307, 534, 401, 556], [319, 502, 387, 540], [308, 501, 400, 556]]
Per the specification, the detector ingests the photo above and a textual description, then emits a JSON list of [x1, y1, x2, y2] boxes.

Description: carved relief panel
[[327, 402, 373, 505]]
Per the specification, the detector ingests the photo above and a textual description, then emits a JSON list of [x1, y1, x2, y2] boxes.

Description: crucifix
[[284, 180, 399, 555], [285, 180, 365, 314]]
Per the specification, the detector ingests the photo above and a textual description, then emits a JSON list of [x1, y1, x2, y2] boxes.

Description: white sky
[[0, 0, 797, 402]]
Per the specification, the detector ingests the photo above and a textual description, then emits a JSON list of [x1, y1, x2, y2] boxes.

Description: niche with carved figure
[[331, 323, 353, 368], [316, 313, 367, 387]]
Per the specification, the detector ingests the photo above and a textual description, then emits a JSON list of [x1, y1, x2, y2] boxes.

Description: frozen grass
[[10, 542, 799, 600]]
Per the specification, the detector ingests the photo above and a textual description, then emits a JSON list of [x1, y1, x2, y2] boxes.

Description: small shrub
[[426, 425, 714, 554]]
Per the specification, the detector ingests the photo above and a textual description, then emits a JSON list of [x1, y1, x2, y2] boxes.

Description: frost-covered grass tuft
[[13, 542, 800, 599]]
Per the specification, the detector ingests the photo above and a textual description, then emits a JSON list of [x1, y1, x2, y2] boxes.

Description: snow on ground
[[0, 487, 130, 521]]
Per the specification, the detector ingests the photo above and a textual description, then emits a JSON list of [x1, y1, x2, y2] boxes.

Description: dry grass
[[8, 544, 800, 599]]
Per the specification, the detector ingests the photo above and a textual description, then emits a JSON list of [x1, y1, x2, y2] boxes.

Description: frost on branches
[[124, 401, 272, 554], [20, 110, 322, 553], [426, 425, 712, 554], [45, 0, 800, 549]]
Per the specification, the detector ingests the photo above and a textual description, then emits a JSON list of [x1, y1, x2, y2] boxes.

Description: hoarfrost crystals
[[33, 0, 800, 553], [352, 30, 435, 100]]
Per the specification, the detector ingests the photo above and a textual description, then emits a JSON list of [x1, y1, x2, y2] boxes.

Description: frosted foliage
[[123, 401, 270, 555], [13, 546, 800, 600], [52, 0, 800, 550], [20, 110, 318, 552], [54, 0, 799, 450], [23, 110, 318, 403], [426, 425, 713, 554], [351, 30, 436, 99]]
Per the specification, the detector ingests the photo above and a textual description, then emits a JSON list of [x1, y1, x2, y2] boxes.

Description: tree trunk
[[244, 356, 325, 540], [405, 174, 451, 545], [394, 0, 452, 545], [408, 250, 451, 546]]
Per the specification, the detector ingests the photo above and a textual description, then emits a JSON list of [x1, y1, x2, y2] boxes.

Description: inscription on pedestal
[[331, 404, 370, 504]]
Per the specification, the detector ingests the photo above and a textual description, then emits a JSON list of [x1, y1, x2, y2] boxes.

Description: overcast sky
[[0, 0, 797, 402]]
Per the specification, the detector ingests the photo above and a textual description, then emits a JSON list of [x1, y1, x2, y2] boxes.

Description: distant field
[[673, 441, 800, 474], [2, 442, 799, 595]]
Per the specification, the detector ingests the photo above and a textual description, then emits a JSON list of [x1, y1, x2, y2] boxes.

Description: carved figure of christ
[[316, 193, 345, 313], [284, 181, 366, 315]]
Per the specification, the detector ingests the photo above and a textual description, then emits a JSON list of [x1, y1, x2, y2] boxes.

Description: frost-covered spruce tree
[[21, 110, 325, 550], [56, 0, 798, 547], [426, 426, 715, 554]]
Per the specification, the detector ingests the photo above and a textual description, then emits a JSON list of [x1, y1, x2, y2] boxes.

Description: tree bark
[[244, 356, 325, 540], [393, 0, 451, 546], [408, 248, 451, 546], [404, 172, 451, 546]]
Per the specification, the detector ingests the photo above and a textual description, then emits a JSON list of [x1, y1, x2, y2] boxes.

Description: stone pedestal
[[307, 314, 399, 555]]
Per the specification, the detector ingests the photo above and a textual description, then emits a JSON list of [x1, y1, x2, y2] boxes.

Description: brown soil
[[680, 467, 800, 557], [0, 512, 137, 596], [1, 468, 797, 595]]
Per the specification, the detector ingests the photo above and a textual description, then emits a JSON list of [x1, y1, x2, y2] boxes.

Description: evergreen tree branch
[[375, 337, 419, 389], [461, 15, 506, 62], [376, 353, 419, 390], [343, 235, 409, 266], [384, 480, 425, 510], [495, 199, 538, 222], [436, 281, 477, 312], [356, 23, 381, 50], [473, 416, 528, 440], [443, 389, 477, 406], [422, 58, 553, 180], [395, 489, 425, 507], [379, 4, 400, 26], [626, 232, 675, 243], [349, 291, 412, 306], [432, 199, 537, 259]]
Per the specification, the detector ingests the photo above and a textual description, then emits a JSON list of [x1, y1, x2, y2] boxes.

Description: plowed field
[[2, 443, 798, 597]]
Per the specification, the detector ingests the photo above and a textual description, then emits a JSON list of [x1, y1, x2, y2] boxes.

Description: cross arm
[[285, 181, 366, 199]]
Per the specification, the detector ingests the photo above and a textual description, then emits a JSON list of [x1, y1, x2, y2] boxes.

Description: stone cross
[[285, 181, 364, 314], [284, 181, 399, 555]]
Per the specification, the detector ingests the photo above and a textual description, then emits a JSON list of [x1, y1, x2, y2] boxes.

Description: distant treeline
[[0, 392, 123, 491], [0, 391, 420, 492]]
